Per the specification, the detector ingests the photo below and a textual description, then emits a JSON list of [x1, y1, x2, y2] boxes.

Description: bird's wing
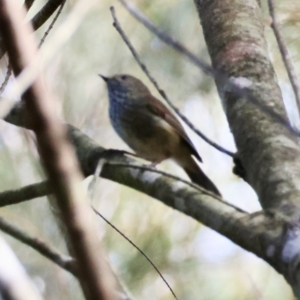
[[146, 95, 202, 162]]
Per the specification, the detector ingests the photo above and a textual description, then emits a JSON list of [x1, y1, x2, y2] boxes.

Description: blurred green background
[[0, 0, 299, 299]]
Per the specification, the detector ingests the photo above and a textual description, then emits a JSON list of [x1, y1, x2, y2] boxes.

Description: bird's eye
[[121, 75, 127, 80]]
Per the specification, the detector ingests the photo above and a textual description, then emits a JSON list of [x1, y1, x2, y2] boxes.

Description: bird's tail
[[175, 155, 221, 196]]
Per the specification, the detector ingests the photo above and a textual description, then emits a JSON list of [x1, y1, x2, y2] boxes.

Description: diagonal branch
[[110, 6, 235, 158], [0, 1, 117, 299], [0, 111, 271, 263], [0, 181, 51, 207], [0, 0, 65, 59], [118, 0, 300, 212], [118, 0, 300, 141], [2, 79, 297, 294], [0, 215, 78, 276]]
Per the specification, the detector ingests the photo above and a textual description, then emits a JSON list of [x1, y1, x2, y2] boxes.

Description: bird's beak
[[98, 74, 109, 82]]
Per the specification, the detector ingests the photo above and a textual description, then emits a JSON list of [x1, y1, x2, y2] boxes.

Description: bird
[[100, 74, 221, 196]]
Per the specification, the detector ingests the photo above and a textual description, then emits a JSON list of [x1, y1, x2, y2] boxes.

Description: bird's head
[[99, 74, 150, 103]]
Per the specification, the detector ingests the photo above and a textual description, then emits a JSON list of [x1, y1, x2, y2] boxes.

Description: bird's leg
[[148, 157, 168, 168], [119, 150, 140, 158]]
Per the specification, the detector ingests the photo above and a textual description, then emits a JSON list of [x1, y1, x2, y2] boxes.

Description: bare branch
[[0, 156, 244, 213], [0, 236, 44, 300], [0, 1, 64, 97], [0, 121, 253, 256], [0, 215, 78, 276], [93, 207, 179, 300], [268, 0, 300, 117], [110, 6, 235, 158], [2, 108, 297, 289], [0, 0, 65, 59], [38, 0, 66, 48], [0, 1, 117, 299], [118, 0, 300, 141], [0, 181, 51, 207]]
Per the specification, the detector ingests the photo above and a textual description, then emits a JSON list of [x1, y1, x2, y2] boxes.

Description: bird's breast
[[108, 100, 182, 161]]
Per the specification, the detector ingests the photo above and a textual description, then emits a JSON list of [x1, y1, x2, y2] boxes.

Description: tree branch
[[110, 6, 235, 158], [0, 0, 65, 59], [192, 0, 300, 297], [118, 0, 300, 141], [0, 181, 50, 207], [2, 72, 299, 298], [0, 110, 285, 270], [0, 1, 117, 299], [193, 0, 300, 211], [0, 215, 78, 276]]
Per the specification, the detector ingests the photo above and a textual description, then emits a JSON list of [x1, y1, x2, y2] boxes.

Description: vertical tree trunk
[[194, 0, 300, 297]]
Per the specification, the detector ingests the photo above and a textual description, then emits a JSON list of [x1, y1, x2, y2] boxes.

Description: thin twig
[[38, 0, 66, 48], [268, 0, 300, 117], [0, 1, 117, 299], [117, 1, 216, 76], [117, 0, 300, 139], [0, 215, 78, 276], [0, 0, 65, 59], [110, 6, 235, 158], [0, 0, 65, 99], [92, 207, 179, 300]]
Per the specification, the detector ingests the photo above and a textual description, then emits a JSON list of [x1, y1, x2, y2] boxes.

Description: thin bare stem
[[38, 0, 66, 48], [0, 1, 64, 98], [110, 6, 235, 158], [268, 0, 300, 117], [0, 1, 117, 299], [0, 215, 78, 276], [93, 207, 179, 300], [0, 0, 65, 59], [117, 0, 300, 139]]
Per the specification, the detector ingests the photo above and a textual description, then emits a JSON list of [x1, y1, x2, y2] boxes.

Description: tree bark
[[194, 0, 300, 297], [2, 0, 300, 298]]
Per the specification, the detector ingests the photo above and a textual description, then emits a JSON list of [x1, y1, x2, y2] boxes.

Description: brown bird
[[100, 74, 220, 196]]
